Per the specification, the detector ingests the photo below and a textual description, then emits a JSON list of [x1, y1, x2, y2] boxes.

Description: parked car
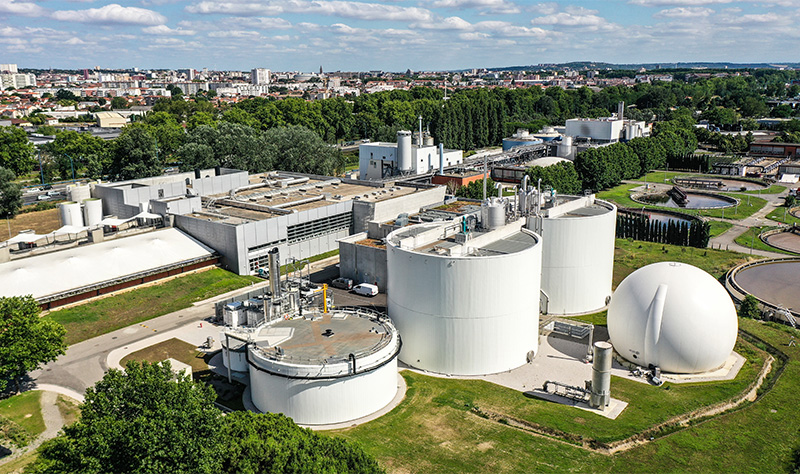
[[331, 277, 354, 290], [352, 283, 379, 297]]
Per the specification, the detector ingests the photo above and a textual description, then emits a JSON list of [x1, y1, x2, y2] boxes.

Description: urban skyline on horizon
[[2, 0, 800, 71]]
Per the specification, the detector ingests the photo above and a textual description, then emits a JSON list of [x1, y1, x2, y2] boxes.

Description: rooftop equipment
[[268, 248, 281, 298]]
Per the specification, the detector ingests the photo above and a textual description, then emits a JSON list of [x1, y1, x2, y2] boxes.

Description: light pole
[[37, 148, 44, 185], [63, 153, 75, 182]]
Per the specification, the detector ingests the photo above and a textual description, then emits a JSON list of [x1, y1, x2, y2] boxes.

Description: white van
[[352, 283, 379, 297]]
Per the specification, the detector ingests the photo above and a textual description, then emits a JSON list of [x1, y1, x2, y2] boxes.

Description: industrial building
[[564, 103, 650, 144], [607, 262, 738, 374], [219, 249, 401, 425], [502, 129, 544, 151], [386, 207, 542, 376], [93, 168, 446, 276], [359, 130, 463, 180]]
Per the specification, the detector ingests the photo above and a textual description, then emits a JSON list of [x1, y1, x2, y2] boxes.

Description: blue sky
[[0, 0, 798, 72]]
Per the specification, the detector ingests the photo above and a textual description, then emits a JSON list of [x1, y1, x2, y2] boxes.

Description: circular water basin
[[733, 260, 800, 312], [635, 192, 736, 209]]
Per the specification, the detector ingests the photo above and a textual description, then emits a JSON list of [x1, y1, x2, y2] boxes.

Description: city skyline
[[1, 0, 800, 71]]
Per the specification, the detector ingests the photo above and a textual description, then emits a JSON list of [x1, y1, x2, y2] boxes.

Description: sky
[[0, 0, 799, 72]]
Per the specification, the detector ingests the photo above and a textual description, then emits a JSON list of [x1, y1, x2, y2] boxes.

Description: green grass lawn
[[334, 335, 766, 473], [0, 391, 44, 448], [766, 205, 800, 226], [708, 220, 734, 238], [734, 226, 798, 256], [612, 238, 752, 288], [598, 183, 767, 221], [45, 268, 260, 345]]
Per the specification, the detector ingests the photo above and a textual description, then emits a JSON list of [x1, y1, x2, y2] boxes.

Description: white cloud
[[142, 25, 196, 35], [0, 0, 46, 17], [186, 1, 434, 22], [52, 4, 167, 25], [65, 37, 89, 45], [231, 17, 292, 29], [412, 15, 472, 30], [654, 6, 714, 17], [208, 30, 261, 38], [430, 0, 520, 14], [629, 0, 731, 5]]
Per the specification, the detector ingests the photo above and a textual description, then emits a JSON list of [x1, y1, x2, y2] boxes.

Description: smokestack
[[268, 248, 281, 298], [618, 101, 624, 121], [589, 341, 612, 408], [438, 143, 444, 175]]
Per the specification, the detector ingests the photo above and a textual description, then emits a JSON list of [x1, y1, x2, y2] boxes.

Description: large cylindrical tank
[[82, 198, 103, 227], [386, 223, 542, 375], [67, 184, 91, 203], [397, 130, 412, 171], [248, 309, 401, 425], [59, 202, 84, 227], [486, 200, 505, 229], [607, 262, 738, 374], [220, 332, 248, 373], [536, 197, 615, 315]]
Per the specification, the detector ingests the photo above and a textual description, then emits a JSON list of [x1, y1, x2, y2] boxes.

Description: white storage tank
[[82, 198, 103, 227], [59, 202, 84, 227], [386, 219, 542, 375], [397, 130, 412, 171], [67, 184, 91, 203], [607, 262, 738, 374], [220, 332, 248, 373], [248, 308, 401, 425], [534, 195, 616, 315]]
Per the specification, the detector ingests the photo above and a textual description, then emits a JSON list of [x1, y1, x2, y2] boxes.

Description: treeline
[[616, 213, 711, 248]]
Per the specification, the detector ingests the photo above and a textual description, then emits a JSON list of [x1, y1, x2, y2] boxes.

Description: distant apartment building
[[251, 68, 270, 85], [0, 73, 36, 89], [0, 64, 18, 73]]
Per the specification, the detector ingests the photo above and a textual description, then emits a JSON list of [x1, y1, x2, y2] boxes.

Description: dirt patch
[[0, 208, 61, 236], [121, 338, 208, 373], [476, 441, 494, 452]]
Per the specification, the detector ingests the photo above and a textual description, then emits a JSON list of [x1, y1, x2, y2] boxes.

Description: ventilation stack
[[589, 341, 612, 408], [268, 247, 281, 298]]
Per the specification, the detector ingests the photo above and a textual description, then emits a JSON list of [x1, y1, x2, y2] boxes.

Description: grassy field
[[121, 338, 209, 373], [766, 205, 800, 226], [612, 238, 752, 288], [334, 336, 765, 473], [0, 391, 44, 450], [733, 226, 798, 256], [55, 395, 80, 426], [0, 208, 61, 237], [708, 220, 734, 238], [45, 268, 260, 345], [0, 449, 38, 474], [598, 183, 768, 221]]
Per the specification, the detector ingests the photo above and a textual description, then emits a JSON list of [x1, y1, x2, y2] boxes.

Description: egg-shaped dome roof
[[607, 262, 737, 374]]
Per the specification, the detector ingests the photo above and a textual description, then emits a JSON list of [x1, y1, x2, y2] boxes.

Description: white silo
[[386, 218, 542, 375], [535, 195, 616, 315], [247, 308, 401, 425], [220, 332, 248, 373], [82, 198, 103, 227], [607, 262, 738, 374], [67, 184, 91, 203], [396, 130, 412, 172], [59, 202, 84, 227]]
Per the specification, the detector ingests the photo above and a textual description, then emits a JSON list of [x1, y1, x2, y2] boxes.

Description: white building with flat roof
[[251, 68, 270, 85]]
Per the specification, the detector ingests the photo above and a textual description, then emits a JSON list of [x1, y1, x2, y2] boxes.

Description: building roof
[[0, 228, 214, 300]]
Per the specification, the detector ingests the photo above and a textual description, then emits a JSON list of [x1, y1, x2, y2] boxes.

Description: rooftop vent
[[322, 328, 335, 338]]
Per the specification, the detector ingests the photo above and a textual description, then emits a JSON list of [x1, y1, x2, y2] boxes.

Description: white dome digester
[[607, 262, 738, 374]]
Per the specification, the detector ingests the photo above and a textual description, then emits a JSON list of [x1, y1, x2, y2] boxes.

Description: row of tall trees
[[616, 213, 711, 248]]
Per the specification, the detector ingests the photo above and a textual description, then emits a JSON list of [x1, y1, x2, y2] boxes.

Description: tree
[[525, 161, 581, 195], [738, 295, 761, 319], [42, 130, 109, 180], [0, 167, 22, 219], [55, 89, 78, 102], [110, 96, 129, 109], [786, 195, 797, 208], [263, 126, 344, 175], [30, 361, 223, 474], [0, 126, 36, 175], [455, 177, 498, 200], [220, 411, 383, 474], [108, 127, 162, 180], [0, 296, 66, 393]]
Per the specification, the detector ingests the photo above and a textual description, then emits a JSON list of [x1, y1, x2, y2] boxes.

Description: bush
[[739, 295, 762, 319]]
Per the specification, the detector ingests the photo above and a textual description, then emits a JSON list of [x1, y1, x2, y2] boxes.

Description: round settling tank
[[538, 196, 616, 314], [59, 202, 84, 227], [608, 262, 737, 374], [248, 309, 400, 426], [83, 198, 103, 227], [397, 130, 412, 171], [220, 333, 248, 373], [386, 221, 542, 375]]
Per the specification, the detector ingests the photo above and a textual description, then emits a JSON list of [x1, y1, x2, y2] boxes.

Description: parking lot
[[308, 263, 387, 313]]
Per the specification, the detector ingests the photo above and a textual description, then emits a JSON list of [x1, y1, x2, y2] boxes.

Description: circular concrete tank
[[247, 308, 400, 426], [608, 262, 737, 374]]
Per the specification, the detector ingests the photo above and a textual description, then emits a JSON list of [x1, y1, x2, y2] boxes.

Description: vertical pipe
[[483, 154, 488, 201], [323, 283, 328, 313], [418, 115, 423, 147], [438, 143, 444, 175], [590, 341, 612, 408], [268, 248, 281, 298], [225, 333, 232, 384]]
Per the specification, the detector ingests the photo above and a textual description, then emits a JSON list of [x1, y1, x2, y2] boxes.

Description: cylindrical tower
[[268, 248, 281, 296], [67, 184, 91, 203], [589, 341, 612, 408], [83, 198, 103, 227], [386, 221, 542, 375], [397, 130, 412, 171], [536, 196, 616, 315], [59, 202, 84, 227]]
